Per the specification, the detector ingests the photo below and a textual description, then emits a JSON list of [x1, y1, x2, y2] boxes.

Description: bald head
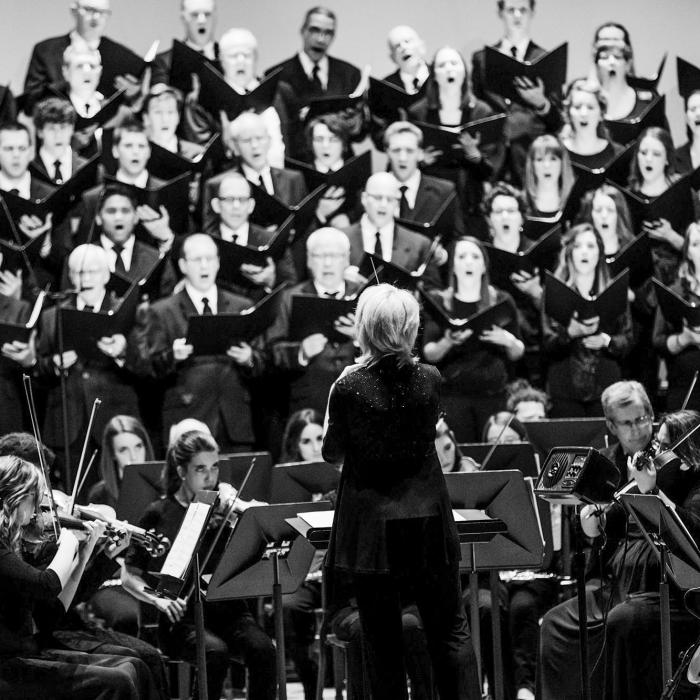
[[362, 173, 400, 229], [387, 25, 426, 72]]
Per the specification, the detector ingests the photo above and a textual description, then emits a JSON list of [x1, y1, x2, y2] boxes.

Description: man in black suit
[[35, 243, 141, 469], [384, 26, 430, 94], [134, 233, 262, 451], [471, 0, 562, 186], [23, 0, 139, 114], [385, 121, 464, 240], [209, 173, 297, 300], [202, 112, 307, 232], [0, 122, 66, 292], [267, 226, 358, 416], [342, 172, 443, 289], [266, 6, 362, 159], [77, 120, 176, 250], [151, 0, 221, 88]]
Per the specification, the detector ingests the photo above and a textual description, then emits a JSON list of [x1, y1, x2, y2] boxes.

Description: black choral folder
[[368, 76, 426, 120], [484, 224, 561, 278], [543, 268, 629, 333], [653, 278, 700, 330], [628, 53, 667, 92], [0, 290, 45, 346], [606, 233, 652, 287], [604, 94, 667, 145], [413, 113, 507, 160], [147, 133, 224, 180], [289, 294, 357, 344], [249, 183, 326, 229]]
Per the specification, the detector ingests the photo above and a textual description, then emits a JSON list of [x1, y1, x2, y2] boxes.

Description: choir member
[[423, 236, 524, 441], [471, 0, 563, 185], [523, 134, 574, 218], [267, 227, 359, 415], [384, 25, 430, 93], [560, 78, 622, 169], [408, 46, 503, 235], [506, 379, 550, 421], [384, 120, 464, 239], [266, 6, 362, 159], [323, 283, 481, 699], [122, 429, 276, 700], [577, 183, 634, 257], [133, 233, 262, 451], [23, 0, 140, 114], [541, 223, 632, 417], [674, 88, 700, 175], [35, 243, 142, 463], [0, 454, 158, 699]]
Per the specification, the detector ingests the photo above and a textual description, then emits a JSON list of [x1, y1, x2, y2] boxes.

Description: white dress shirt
[[298, 51, 329, 90], [399, 63, 430, 94], [76, 291, 106, 311], [499, 37, 530, 62], [219, 221, 250, 245], [185, 282, 218, 314], [0, 172, 31, 198], [241, 163, 274, 195], [40, 146, 74, 182], [360, 214, 394, 262], [396, 170, 421, 210], [115, 169, 149, 188], [100, 233, 135, 272], [70, 91, 105, 118]]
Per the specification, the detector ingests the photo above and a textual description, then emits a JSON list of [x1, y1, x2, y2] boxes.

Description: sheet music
[[298, 510, 335, 529], [160, 502, 211, 579]]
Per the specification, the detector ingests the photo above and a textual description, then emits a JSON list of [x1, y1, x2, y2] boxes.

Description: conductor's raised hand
[[173, 337, 194, 361]]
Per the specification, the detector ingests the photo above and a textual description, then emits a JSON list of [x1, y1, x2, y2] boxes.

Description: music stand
[[269, 461, 341, 503], [218, 452, 273, 502], [619, 494, 700, 687], [206, 502, 332, 700], [444, 470, 545, 700], [458, 442, 539, 477], [523, 418, 609, 458]]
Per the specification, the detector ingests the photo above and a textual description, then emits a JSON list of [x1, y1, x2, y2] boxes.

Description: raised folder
[[249, 184, 326, 229], [147, 133, 224, 180], [677, 56, 700, 100], [543, 268, 629, 333], [289, 294, 357, 344], [482, 43, 568, 104], [0, 290, 45, 346], [168, 39, 221, 95], [185, 284, 286, 355], [653, 278, 700, 330], [368, 76, 427, 120], [484, 223, 561, 280], [606, 233, 652, 286], [627, 53, 667, 92], [604, 94, 667, 145], [418, 286, 515, 334], [396, 189, 458, 239]]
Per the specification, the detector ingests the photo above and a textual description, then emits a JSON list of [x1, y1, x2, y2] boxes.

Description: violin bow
[[67, 398, 101, 516], [681, 371, 699, 411], [22, 374, 60, 539], [480, 412, 515, 472], [75, 449, 99, 499]]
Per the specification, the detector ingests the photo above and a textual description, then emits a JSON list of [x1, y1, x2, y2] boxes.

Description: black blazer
[[136, 288, 261, 445], [0, 295, 31, 435], [24, 34, 136, 113], [29, 151, 87, 185], [323, 359, 459, 573], [151, 42, 222, 88], [410, 173, 465, 239], [674, 143, 694, 176]]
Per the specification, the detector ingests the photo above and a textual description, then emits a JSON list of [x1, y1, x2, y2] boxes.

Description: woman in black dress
[[323, 283, 481, 700]]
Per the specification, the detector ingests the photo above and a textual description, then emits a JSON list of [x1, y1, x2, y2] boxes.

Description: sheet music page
[[160, 502, 211, 579], [298, 510, 335, 529]]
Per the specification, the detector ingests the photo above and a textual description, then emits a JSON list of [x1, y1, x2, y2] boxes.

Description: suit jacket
[[29, 151, 87, 185], [409, 173, 465, 239], [24, 34, 136, 113], [342, 221, 441, 289], [35, 294, 140, 447], [267, 279, 359, 414], [202, 165, 307, 233], [266, 54, 361, 159], [136, 288, 261, 445], [76, 174, 167, 244], [214, 223, 297, 301], [323, 359, 459, 573], [0, 295, 31, 435], [674, 143, 694, 176], [151, 43, 222, 89]]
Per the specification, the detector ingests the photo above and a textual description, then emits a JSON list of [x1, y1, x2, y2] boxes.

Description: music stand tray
[[116, 461, 164, 523], [270, 461, 341, 504], [458, 442, 539, 477]]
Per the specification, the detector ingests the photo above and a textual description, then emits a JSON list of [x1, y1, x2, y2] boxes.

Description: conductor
[[322, 283, 481, 699]]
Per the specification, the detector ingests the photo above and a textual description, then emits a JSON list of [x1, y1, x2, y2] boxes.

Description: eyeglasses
[[309, 252, 345, 261], [217, 196, 250, 205], [366, 193, 399, 203], [185, 255, 218, 264], [613, 414, 652, 430], [76, 5, 112, 17]]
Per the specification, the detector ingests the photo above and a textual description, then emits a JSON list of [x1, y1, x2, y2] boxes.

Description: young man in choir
[[266, 6, 362, 159], [77, 119, 175, 250], [209, 172, 297, 299], [142, 85, 202, 160], [471, 0, 562, 185], [267, 226, 359, 416], [385, 25, 430, 93], [342, 172, 442, 288], [202, 112, 307, 232], [134, 232, 262, 451], [0, 121, 66, 291], [151, 0, 221, 88], [384, 121, 464, 239], [31, 97, 86, 184], [34, 244, 141, 469], [24, 0, 139, 114]]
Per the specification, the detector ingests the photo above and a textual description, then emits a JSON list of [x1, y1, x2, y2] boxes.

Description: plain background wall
[[1, 0, 699, 143]]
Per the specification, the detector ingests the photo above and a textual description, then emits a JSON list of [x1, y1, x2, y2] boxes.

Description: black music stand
[[218, 452, 273, 502], [523, 418, 609, 458], [269, 461, 341, 503], [458, 442, 540, 477], [444, 470, 546, 700], [206, 502, 333, 700], [619, 494, 700, 689]]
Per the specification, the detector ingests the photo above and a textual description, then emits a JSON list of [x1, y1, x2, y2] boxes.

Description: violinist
[[122, 429, 276, 700], [0, 454, 158, 699]]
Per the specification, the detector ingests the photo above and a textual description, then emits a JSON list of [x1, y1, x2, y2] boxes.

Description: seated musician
[[34, 243, 142, 470], [0, 454, 159, 699], [122, 429, 276, 700]]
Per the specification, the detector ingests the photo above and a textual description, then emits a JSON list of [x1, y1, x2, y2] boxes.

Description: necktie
[[398, 185, 409, 218], [8, 188, 19, 196], [231, 233, 239, 244], [112, 243, 126, 274], [53, 160, 64, 184], [374, 231, 384, 260], [324, 291, 338, 299], [257, 173, 270, 194], [83, 305, 94, 313], [201, 297, 213, 315], [310, 64, 323, 94], [84, 103, 91, 116], [510, 46, 519, 60], [412, 77, 420, 93]]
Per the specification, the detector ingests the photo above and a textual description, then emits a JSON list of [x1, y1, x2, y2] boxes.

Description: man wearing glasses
[[24, 0, 139, 113]]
